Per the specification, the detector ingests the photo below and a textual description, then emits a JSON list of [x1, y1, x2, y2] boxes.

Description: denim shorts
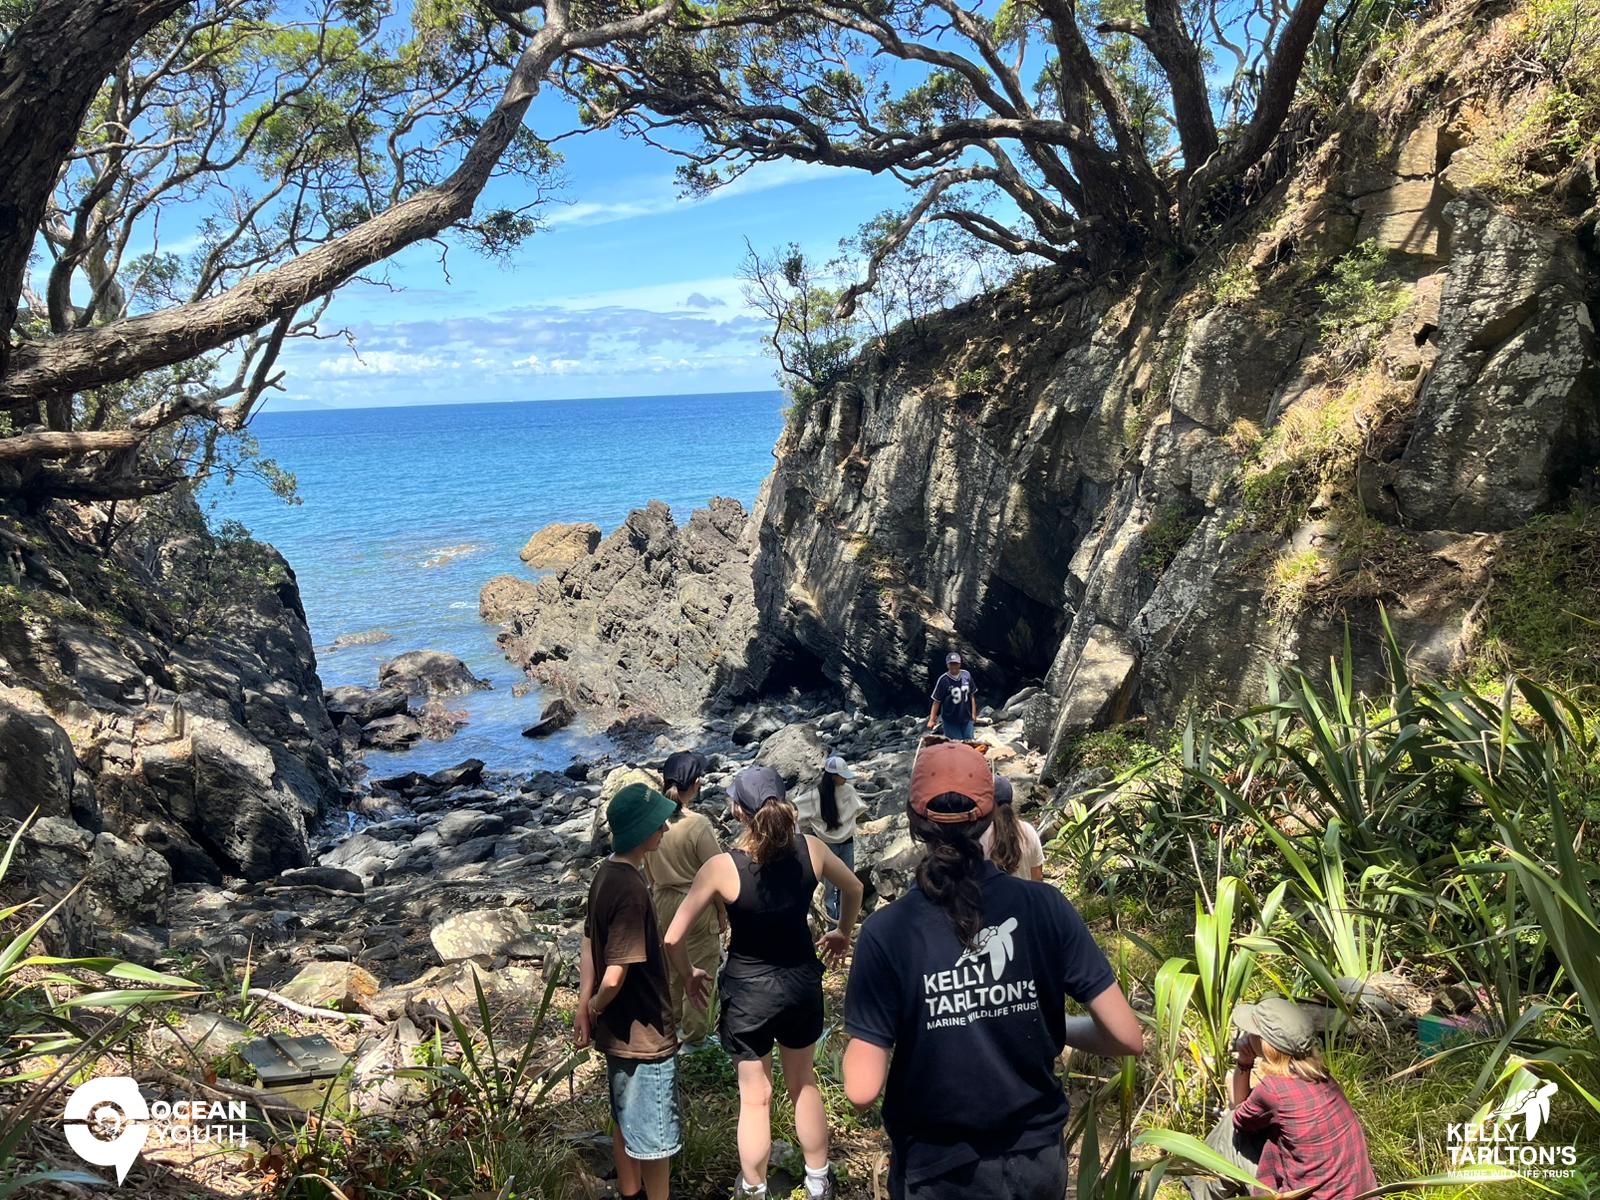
[[941, 716, 976, 741], [606, 1054, 681, 1161]]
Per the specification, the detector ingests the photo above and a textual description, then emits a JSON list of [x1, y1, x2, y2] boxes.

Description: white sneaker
[[734, 1177, 767, 1198]]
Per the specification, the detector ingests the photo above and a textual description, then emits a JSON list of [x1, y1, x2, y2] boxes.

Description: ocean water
[[209, 391, 786, 776]]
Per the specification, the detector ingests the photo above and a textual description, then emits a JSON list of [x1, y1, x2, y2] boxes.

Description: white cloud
[[543, 160, 840, 230]]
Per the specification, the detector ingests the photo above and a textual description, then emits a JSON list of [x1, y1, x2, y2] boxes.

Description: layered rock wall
[[748, 112, 1598, 765]]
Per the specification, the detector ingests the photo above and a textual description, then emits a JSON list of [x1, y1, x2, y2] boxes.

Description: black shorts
[[718, 961, 825, 1062], [889, 1139, 1067, 1200]]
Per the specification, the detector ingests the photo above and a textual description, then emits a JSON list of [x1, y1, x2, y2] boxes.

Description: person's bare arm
[[576, 934, 597, 1047], [810, 838, 864, 963], [843, 1039, 890, 1107], [1062, 983, 1145, 1058], [589, 961, 630, 1019], [1231, 1036, 1257, 1107], [927, 699, 940, 729], [664, 855, 734, 1006]]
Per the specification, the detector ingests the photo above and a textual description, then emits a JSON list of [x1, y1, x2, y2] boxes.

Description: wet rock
[[417, 699, 469, 740], [429, 907, 544, 962], [519, 520, 602, 568], [322, 628, 393, 653], [378, 650, 490, 699], [522, 696, 575, 738], [362, 713, 424, 751], [428, 759, 485, 789]]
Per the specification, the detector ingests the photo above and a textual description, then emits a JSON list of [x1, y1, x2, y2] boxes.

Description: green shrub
[[1316, 241, 1412, 370]]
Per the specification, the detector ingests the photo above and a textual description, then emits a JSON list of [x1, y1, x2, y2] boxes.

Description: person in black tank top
[[664, 765, 864, 1200]]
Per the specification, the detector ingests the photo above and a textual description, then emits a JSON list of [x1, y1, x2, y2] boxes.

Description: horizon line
[[262, 386, 785, 416]]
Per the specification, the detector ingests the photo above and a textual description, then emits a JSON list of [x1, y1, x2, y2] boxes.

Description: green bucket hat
[[1233, 997, 1319, 1057], [608, 782, 677, 854]]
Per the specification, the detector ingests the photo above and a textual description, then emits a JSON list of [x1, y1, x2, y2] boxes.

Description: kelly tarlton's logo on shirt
[[924, 918, 1038, 1029]]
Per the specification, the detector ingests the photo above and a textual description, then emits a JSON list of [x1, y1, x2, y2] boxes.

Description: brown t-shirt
[[648, 810, 722, 891], [584, 859, 677, 1061]]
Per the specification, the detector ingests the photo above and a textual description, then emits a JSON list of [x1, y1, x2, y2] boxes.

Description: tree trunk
[[0, 0, 189, 379]]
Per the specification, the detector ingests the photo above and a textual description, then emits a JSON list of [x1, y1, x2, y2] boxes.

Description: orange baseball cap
[[910, 741, 995, 824]]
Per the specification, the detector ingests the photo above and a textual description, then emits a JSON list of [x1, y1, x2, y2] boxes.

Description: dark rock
[[132, 820, 223, 886], [0, 695, 77, 821], [324, 685, 409, 725], [88, 832, 172, 923], [417, 699, 469, 741], [563, 760, 592, 781], [378, 650, 489, 699], [362, 713, 424, 750], [275, 865, 364, 894], [374, 771, 431, 795], [428, 759, 485, 789], [436, 809, 506, 845], [522, 696, 575, 738]]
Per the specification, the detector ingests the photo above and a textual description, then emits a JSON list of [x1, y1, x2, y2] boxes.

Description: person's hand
[[925, 717, 936, 731], [686, 968, 712, 1012], [1235, 1035, 1257, 1069], [574, 1002, 593, 1049], [818, 927, 849, 967]]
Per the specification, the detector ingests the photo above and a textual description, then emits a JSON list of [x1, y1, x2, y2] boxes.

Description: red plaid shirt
[[1234, 1075, 1378, 1199]]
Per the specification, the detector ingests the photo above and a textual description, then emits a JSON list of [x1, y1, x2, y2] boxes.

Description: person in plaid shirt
[[1188, 998, 1379, 1200]]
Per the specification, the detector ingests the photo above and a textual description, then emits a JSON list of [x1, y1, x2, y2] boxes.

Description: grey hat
[[1233, 997, 1318, 1057], [728, 765, 786, 816], [946, 651, 962, 664], [992, 775, 1015, 806], [823, 755, 855, 780]]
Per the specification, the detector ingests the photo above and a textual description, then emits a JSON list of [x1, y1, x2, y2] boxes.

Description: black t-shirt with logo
[[844, 864, 1116, 1184], [932, 669, 974, 714]]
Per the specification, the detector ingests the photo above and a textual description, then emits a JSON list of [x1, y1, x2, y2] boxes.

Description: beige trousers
[[654, 884, 721, 1044]]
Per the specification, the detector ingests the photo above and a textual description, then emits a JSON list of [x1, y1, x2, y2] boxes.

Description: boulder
[[322, 628, 393, 653], [378, 650, 489, 699], [755, 723, 827, 788], [88, 832, 173, 924], [324, 685, 409, 725], [436, 809, 506, 846], [417, 699, 469, 740], [429, 907, 544, 962], [362, 713, 424, 750], [479, 574, 540, 623], [151, 1012, 254, 1060], [428, 759, 486, 789], [522, 696, 575, 738], [1046, 624, 1140, 759], [0, 693, 77, 821], [275, 865, 364, 894], [278, 961, 381, 1012], [519, 521, 602, 568], [186, 714, 318, 879]]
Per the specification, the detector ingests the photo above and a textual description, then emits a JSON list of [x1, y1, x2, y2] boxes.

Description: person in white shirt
[[794, 755, 867, 920], [979, 775, 1046, 881]]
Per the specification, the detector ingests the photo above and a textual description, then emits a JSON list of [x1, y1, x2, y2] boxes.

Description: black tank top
[[725, 839, 819, 974]]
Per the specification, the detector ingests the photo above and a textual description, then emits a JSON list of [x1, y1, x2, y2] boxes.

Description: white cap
[[823, 755, 855, 779]]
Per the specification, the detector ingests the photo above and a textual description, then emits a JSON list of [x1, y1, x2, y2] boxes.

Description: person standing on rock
[[927, 651, 977, 741], [794, 755, 867, 922], [841, 742, 1144, 1200], [576, 782, 683, 1200], [646, 750, 727, 1050], [663, 764, 863, 1200], [980, 776, 1046, 882]]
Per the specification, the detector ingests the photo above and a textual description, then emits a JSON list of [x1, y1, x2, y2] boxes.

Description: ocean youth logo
[[63, 1076, 249, 1185], [1448, 1076, 1578, 1180]]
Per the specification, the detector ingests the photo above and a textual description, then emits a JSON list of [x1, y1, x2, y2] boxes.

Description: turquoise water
[[210, 391, 786, 775]]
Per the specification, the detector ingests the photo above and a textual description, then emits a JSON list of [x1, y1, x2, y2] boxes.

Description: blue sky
[[273, 88, 915, 409]]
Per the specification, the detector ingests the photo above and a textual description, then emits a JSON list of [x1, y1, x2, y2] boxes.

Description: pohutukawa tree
[[566, 0, 1347, 301], [0, 0, 677, 504]]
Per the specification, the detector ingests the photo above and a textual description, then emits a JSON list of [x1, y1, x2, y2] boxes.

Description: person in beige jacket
[[646, 750, 726, 1047]]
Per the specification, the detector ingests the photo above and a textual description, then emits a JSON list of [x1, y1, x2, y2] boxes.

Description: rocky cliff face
[[483, 498, 786, 723], [0, 496, 346, 955], [747, 80, 1598, 764]]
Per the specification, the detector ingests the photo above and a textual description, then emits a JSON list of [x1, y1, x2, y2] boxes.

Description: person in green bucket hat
[[577, 781, 683, 1199]]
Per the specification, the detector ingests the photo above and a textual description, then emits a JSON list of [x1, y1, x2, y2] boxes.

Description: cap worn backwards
[[728, 764, 786, 816], [909, 741, 995, 824]]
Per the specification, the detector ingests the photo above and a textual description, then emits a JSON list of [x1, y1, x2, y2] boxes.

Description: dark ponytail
[[818, 772, 840, 830], [988, 804, 1023, 875], [740, 800, 798, 865], [911, 804, 992, 949]]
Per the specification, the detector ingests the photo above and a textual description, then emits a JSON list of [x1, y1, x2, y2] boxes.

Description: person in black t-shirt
[[927, 651, 977, 741], [842, 742, 1144, 1200]]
